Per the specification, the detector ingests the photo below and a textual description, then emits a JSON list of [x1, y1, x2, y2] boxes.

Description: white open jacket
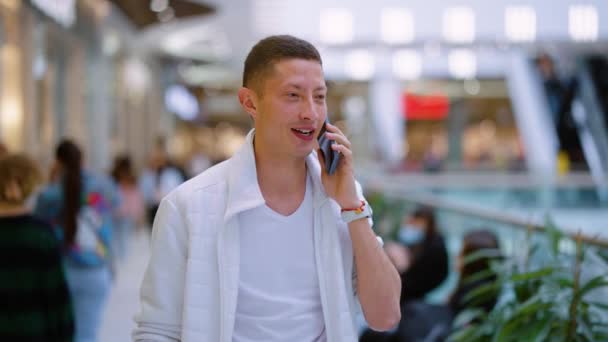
[[133, 130, 367, 342]]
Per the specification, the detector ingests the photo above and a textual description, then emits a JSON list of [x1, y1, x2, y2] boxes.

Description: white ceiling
[[134, 0, 608, 85]]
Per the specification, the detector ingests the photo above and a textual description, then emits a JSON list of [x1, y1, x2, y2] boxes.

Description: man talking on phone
[[134, 35, 401, 342]]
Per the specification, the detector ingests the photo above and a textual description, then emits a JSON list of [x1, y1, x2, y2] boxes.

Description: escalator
[[569, 55, 608, 194], [506, 52, 607, 199], [532, 54, 608, 195]]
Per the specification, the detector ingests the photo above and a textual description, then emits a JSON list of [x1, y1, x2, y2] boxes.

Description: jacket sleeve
[[133, 197, 188, 341]]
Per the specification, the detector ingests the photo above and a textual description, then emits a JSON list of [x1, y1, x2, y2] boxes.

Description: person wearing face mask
[[360, 207, 449, 341], [386, 206, 449, 303]]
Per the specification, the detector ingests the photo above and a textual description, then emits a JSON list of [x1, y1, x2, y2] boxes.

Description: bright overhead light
[[569, 5, 598, 42], [448, 49, 476, 79], [381, 8, 414, 44], [443, 7, 475, 43], [393, 49, 421, 80], [345, 49, 375, 80], [150, 0, 168, 13], [320, 8, 353, 44], [505, 6, 536, 42]]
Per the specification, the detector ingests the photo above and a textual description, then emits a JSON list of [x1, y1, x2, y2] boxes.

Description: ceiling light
[[381, 8, 414, 44], [320, 8, 353, 44], [505, 6, 536, 42], [345, 49, 374, 80], [448, 49, 476, 79], [443, 7, 475, 43], [393, 49, 421, 80], [569, 5, 598, 42]]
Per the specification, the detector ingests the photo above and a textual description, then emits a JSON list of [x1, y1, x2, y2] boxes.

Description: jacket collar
[[224, 129, 329, 221]]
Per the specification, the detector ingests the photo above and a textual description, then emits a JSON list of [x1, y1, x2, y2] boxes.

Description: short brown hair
[[242, 35, 322, 92], [0, 154, 43, 205]]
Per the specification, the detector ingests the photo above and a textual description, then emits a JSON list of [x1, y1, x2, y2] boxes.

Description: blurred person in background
[[0, 154, 74, 341], [111, 155, 145, 261], [536, 53, 565, 125], [388, 206, 449, 302], [449, 229, 501, 316], [361, 206, 448, 341], [139, 140, 185, 227], [0, 142, 7, 157], [134, 35, 401, 341], [34, 139, 118, 342], [536, 53, 584, 166]]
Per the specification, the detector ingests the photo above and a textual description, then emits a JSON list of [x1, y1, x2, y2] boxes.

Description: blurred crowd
[[0, 138, 201, 341]]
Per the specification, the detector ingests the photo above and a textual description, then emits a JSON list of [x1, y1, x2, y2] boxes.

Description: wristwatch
[[340, 200, 373, 224]]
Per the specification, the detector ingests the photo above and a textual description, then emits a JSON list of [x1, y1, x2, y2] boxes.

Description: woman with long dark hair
[[35, 139, 118, 342], [449, 229, 501, 315]]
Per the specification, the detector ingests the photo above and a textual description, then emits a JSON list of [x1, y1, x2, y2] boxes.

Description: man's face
[[249, 58, 327, 160]]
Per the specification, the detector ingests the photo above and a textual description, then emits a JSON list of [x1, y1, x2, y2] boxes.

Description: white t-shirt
[[233, 175, 326, 342]]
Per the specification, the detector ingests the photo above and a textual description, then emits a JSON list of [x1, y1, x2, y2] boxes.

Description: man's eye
[[315, 94, 326, 101], [287, 93, 298, 98]]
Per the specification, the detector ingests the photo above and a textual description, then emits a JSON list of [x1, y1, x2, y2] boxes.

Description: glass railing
[[364, 186, 608, 305]]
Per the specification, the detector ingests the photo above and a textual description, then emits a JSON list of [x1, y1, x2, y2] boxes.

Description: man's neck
[[253, 140, 308, 215]]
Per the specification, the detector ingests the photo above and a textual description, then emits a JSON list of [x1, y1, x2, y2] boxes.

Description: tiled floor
[[99, 230, 150, 342]]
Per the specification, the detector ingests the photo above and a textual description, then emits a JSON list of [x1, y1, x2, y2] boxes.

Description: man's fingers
[[331, 143, 353, 158], [325, 132, 352, 149]]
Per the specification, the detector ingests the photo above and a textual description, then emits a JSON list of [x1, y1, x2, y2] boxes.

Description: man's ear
[[238, 87, 258, 120]]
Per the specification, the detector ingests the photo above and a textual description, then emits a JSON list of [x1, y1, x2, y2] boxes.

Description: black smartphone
[[317, 118, 341, 175]]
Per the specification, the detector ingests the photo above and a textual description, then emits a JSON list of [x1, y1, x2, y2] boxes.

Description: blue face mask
[[398, 225, 425, 246]]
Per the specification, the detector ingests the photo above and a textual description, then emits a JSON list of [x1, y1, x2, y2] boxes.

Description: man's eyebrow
[[283, 83, 302, 90], [282, 83, 327, 92]]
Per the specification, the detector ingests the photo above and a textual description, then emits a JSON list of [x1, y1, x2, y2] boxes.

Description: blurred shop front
[[0, 0, 168, 172]]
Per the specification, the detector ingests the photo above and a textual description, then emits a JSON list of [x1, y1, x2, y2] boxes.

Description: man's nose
[[299, 98, 318, 120]]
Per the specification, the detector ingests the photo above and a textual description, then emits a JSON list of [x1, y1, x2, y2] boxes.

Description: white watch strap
[[340, 200, 372, 224]]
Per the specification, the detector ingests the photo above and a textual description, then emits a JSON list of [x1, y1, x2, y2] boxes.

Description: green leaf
[[452, 308, 485, 328], [463, 269, 497, 286], [514, 295, 552, 317], [517, 316, 552, 342], [462, 282, 500, 306], [555, 276, 575, 288], [462, 248, 503, 266], [544, 216, 563, 257], [587, 301, 608, 311], [510, 267, 559, 282], [448, 325, 479, 342], [577, 275, 608, 300]]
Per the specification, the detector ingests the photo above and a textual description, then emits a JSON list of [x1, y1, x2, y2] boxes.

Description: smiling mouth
[[292, 128, 314, 136]]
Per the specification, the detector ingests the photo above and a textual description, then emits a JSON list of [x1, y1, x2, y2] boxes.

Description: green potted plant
[[450, 222, 608, 341]]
